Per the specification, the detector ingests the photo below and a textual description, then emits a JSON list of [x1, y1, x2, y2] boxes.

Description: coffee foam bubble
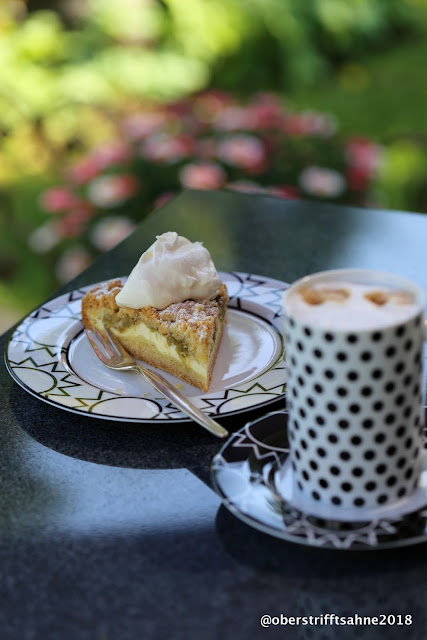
[[284, 280, 419, 331]]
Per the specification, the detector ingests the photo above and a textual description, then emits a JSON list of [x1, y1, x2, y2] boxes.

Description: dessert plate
[[5, 272, 288, 423], [211, 410, 427, 550]]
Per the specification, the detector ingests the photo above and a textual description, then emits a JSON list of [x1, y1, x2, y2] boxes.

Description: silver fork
[[85, 326, 229, 439]]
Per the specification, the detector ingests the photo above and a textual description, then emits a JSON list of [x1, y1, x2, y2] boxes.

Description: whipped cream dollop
[[115, 232, 221, 310]]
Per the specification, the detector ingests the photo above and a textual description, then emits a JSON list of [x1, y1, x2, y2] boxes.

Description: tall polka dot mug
[[282, 269, 426, 518]]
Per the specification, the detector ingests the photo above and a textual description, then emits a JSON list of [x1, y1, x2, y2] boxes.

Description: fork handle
[[134, 365, 229, 438]]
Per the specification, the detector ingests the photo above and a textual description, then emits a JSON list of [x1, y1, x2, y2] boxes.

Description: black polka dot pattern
[[284, 310, 424, 511]]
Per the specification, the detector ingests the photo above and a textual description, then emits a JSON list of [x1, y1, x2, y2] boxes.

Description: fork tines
[[85, 325, 133, 362]]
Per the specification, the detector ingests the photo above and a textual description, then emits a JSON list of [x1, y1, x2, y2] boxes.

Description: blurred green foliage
[[208, 0, 423, 91], [2, 0, 424, 130], [2, 0, 427, 321]]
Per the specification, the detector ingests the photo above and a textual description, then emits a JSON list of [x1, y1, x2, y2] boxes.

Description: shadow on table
[[10, 384, 285, 481], [215, 505, 427, 639]]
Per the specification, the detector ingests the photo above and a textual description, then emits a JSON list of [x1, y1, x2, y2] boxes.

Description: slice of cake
[[81, 232, 228, 391], [81, 279, 228, 391]]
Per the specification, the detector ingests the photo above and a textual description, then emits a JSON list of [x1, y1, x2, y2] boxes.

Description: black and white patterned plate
[[211, 410, 427, 550], [5, 272, 288, 423]]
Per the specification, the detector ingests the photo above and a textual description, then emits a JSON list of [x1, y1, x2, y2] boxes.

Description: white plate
[[5, 272, 288, 423]]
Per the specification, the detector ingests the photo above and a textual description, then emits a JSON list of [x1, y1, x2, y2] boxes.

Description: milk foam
[[284, 280, 420, 331]]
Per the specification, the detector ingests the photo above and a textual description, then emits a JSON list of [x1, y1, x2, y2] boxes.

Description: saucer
[[211, 410, 427, 550]]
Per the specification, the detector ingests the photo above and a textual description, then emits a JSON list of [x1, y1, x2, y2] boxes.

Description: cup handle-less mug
[[280, 269, 427, 521]]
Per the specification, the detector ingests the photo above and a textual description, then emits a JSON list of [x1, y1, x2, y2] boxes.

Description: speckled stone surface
[[2, 190, 427, 639]]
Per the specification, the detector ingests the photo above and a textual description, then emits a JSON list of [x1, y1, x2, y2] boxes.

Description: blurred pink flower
[[346, 165, 372, 191], [301, 111, 337, 136], [213, 106, 255, 131], [217, 134, 267, 172], [346, 137, 383, 174], [28, 223, 60, 253], [193, 90, 234, 123], [67, 157, 102, 185], [87, 174, 139, 208], [346, 166, 370, 191], [91, 216, 136, 252], [67, 143, 132, 185], [299, 166, 346, 198], [211, 93, 287, 131], [92, 142, 132, 170], [179, 162, 226, 190], [141, 133, 195, 163], [247, 93, 285, 129], [284, 112, 337, 137], [56, 203, 93, 238], [122, 112, 169, 140], [40, 187, 80, 213], [346, 138, 382, 191], [282, 115, 305, 136], [55, 247, 92, 283]]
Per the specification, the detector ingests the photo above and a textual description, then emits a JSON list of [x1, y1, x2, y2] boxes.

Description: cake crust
[[81, 279, 228, 391]]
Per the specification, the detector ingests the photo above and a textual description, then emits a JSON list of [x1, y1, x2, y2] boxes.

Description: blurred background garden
[[2, 0, 427, 331]]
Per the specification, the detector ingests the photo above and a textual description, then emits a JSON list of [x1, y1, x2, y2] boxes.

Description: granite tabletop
[[2, 189, 427, 639]]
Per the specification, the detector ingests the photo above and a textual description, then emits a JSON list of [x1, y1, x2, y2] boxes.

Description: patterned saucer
[[211, 410, 427, 550]]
